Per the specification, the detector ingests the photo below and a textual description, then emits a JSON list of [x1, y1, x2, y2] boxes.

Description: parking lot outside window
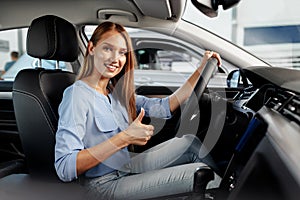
[[0, 28, 71, 81]]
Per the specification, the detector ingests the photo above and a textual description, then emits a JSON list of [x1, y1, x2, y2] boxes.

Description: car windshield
[[182, 0, 300, 70]]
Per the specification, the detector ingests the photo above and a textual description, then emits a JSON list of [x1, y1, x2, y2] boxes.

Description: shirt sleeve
[[54, 85, 88, 182], [136, 95, 172, 119]]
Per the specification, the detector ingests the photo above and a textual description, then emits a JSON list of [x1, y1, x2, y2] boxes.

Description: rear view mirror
[[220, 0, 241, 10], [192, 0, 241, 17]]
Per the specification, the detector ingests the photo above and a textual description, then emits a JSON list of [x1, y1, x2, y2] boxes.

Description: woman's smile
[[104, 62, 119, 72]]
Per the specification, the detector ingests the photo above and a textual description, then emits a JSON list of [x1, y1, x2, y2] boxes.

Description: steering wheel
[[175, 58, 218, 137]]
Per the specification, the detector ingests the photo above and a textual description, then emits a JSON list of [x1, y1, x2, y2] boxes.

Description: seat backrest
[[12, 15, 78, 178]]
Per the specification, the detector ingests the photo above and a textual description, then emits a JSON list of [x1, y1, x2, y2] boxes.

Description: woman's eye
[[119, 51, 127, 55], [103, 47, 112, 52]]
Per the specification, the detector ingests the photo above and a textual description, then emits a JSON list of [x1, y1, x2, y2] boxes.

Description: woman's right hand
[[122, 108, 154, 146]]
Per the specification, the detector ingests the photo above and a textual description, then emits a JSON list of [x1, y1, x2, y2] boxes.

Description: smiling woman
[[0, 1, 300, 200], [55, 21, 222, 199]]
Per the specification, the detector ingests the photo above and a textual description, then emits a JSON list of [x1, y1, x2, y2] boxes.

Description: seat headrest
[[27, 15, 78, 62]]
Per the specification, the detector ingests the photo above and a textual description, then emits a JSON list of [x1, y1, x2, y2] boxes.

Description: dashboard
[[216, 66, 300, 199]]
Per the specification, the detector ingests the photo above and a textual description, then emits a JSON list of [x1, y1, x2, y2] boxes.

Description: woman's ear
[[88, 42, 94, 55]]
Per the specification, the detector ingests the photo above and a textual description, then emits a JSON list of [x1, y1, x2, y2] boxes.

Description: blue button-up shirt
[[54, 80, 171, 182]]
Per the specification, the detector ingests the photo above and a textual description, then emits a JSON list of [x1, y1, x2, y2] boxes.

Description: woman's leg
[[85, 135, 220, 199], [121, 134, 216, 173], [91, 162, 208, 200]]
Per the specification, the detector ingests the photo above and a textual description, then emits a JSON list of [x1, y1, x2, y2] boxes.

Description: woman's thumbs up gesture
[[122, 108, 154, 146]]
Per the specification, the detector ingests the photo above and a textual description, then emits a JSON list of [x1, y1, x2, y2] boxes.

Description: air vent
[[265, 90, 293, 111], [280, 95, 300, 125]]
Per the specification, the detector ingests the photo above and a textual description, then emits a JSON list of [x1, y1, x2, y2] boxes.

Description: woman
[[55, 22, 222, 199]]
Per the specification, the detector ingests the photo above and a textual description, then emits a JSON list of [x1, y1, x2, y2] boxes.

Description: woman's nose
[[110, 51, 119, 62]]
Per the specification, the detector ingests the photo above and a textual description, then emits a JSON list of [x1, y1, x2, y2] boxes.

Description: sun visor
[[133, 0, 185, 20], [98, 9, 138, 22]]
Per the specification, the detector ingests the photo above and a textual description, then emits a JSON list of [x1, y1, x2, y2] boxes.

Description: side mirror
[[192, 0, 241, 18], [227, 69, 249, 88], [227, 70, 240, 87]]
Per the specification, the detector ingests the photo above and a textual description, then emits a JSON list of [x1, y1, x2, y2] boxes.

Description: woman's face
[[89, 30, 128, 79]]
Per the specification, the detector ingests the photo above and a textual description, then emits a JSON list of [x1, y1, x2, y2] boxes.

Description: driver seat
[[13, 15, 78, 178], [0, 15, 84, 199]]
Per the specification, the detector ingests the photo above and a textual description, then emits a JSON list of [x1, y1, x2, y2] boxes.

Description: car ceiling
[[0, 0, 186, 30]]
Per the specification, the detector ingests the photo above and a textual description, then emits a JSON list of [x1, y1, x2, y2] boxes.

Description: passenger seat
[[0, 15, 84, 200]]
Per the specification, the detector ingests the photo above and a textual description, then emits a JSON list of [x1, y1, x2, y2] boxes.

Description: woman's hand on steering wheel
[[200, 51, 222, 69]]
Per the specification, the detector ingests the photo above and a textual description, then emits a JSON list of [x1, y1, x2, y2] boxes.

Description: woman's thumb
[[136, 108, 145, 122]]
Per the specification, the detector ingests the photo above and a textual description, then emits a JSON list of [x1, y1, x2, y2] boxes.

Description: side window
[[135, 48, 198, 72], [0, 28, 71, 81]]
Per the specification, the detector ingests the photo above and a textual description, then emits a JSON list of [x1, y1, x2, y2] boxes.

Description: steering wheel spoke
[[175, 58, 218, 136]]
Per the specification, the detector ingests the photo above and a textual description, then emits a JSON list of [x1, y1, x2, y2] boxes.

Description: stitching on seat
[[49, 17, 57, 58], [13, 89, 56, 134], [45, 19, 52, 58], [39, 72, 59, 122]]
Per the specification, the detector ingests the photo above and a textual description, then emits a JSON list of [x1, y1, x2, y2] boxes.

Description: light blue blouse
[[54, 80, 171, 182]]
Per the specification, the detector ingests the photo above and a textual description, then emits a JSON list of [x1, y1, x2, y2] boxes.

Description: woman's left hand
[[200, 50, 222, 67], [168, 50, 222, 112]]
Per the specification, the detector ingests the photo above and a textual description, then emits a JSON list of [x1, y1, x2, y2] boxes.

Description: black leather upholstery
[[27, 15, 78, 62], [193, 166, 215, 198], [148, 167, 214, 200], [13, 69, 75, 177], [0, 14, 83, 200], [12, 15, 77, 178], [13, 69, 75, 132], [0, 159, 26, 179]]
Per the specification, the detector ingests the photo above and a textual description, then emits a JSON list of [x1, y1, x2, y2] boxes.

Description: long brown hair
[[77, 22, 137, 122]]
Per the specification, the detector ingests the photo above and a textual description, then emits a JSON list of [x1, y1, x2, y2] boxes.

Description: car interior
[[0, 0, 300, 200]]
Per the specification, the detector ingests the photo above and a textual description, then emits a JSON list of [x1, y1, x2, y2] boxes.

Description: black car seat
[[13, 15, 77, 178], [0, 15, 84, 200]]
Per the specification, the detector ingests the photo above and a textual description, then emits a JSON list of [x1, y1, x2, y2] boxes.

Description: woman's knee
[[181, 134, 200, 145], [173, 135, 201, 153]]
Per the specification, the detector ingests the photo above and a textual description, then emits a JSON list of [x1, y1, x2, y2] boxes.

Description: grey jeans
[[84, 134, 220, 200]]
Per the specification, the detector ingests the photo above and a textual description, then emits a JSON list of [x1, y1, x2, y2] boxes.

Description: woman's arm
[[55, 87, 152, 181], [76, 108, 154, 176], [135, 95, 172, 119], [76, 132, 129, 175], [169, 51, 221, 112]]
